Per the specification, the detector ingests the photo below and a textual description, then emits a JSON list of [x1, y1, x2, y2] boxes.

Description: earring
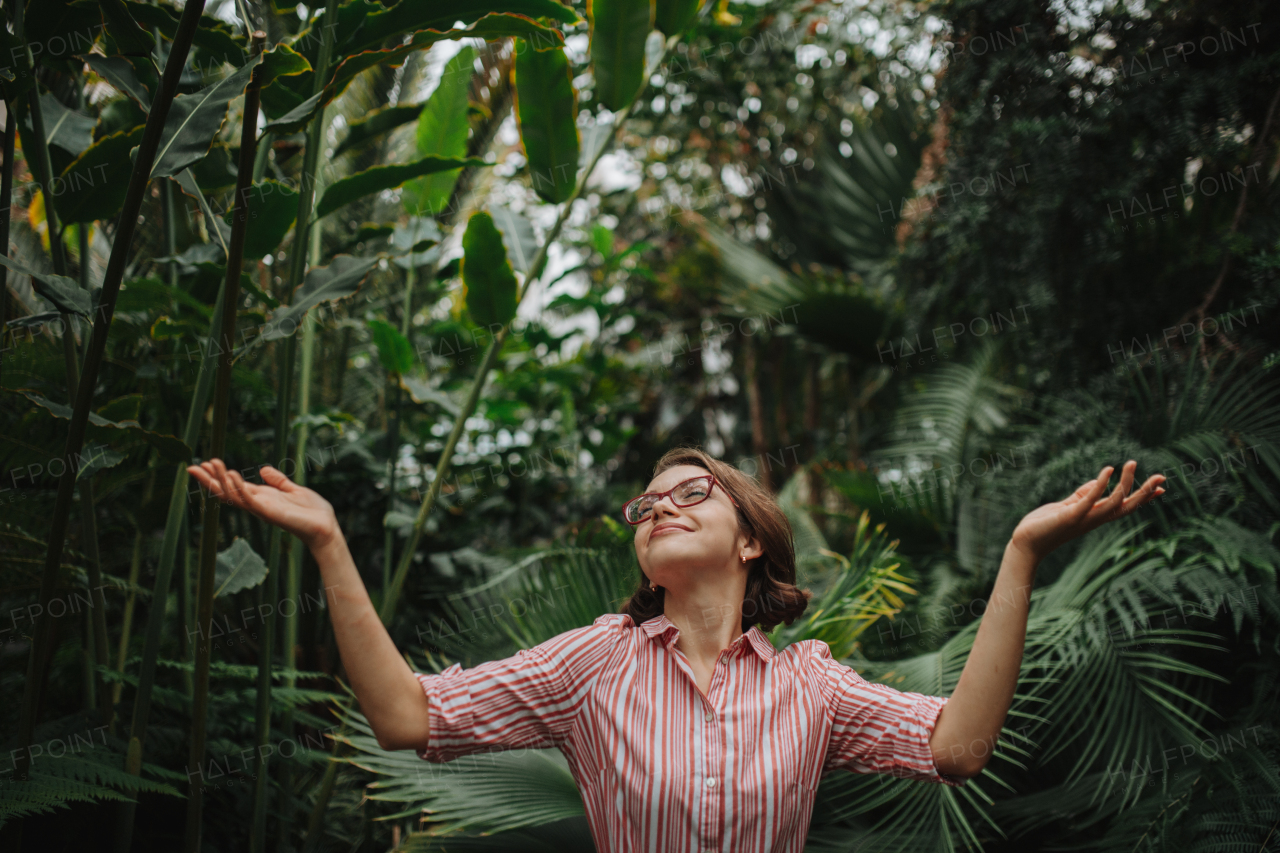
[[741, 555, 747, 563]]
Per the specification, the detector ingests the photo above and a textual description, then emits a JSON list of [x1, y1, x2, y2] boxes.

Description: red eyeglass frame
[[621, 474, 738, 525]]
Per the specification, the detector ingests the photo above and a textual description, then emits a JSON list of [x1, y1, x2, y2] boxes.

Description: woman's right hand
[[187, 459, 339, 551]]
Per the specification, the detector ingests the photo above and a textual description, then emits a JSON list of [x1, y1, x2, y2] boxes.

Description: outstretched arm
[[928, 460, 1165, 778], [187, 460, 431, 751]]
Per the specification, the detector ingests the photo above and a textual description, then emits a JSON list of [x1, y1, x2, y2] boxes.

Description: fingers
[[186, 458, 258, 509], [1116, 473, 1166, 515], [259, 465, 297, 492], [1067, 466, 1113, 520], [1094, 460, 1136, 513]]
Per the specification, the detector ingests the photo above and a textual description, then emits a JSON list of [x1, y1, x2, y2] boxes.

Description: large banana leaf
[[401, 46, 476, 217], [514, 41, 580, 203], [588, 0, 653, 111]]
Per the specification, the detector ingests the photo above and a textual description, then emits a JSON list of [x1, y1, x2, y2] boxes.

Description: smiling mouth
[[651, 525, 689, 536]]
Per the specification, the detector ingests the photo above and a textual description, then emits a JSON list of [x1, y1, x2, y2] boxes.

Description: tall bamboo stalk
[[277, 223, 322, 852], [184, 31, 267, 853]]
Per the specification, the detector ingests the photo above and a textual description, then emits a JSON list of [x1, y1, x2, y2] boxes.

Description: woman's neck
[[663, 593, 744, 665]]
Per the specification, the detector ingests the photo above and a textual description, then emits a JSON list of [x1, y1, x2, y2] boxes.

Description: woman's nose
[[650, 497, 679, 518]]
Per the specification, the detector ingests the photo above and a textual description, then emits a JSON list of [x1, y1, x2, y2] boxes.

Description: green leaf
[[316, 156, 489, 219], [334, 103, 424, 157], [151, 55, 264, 179], [402, 47, 474, 217], [41, 93, 96, 156], [578, 122, 613, 171], [98, 0, 154, 56], [122, 0, 247, 66], [82, 54, 154, 109], [265, 14, 565, 133], [15, 389, 192, 462], [114, 276, 213, 317], [350, 0, 579, 53], [655, 0, 702, 36], [259, 43, 311, 90], [462, 212, 519, 328], [214, 538, 269, 597], [588, 0, 652, 111], [188, 143, 237, 192], [27, 0, 101, 64], [261, 255, 379, 342], [591, 223, 614, 257], [51, 126, 145, 224], [398, 376, 460, 414], [223, 180, 299, 259], [76, 444, 126, 481], [336, 222, 396, 255], [173, 170, 230, 256], [514, 42, 579, 204], [390, 217, 441, 268], [488, 205, 540, 275], [0, 255, 90, 315], [262, 92, 323, 135], [368, 319, 414, 375]]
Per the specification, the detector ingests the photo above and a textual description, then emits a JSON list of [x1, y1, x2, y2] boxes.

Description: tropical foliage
[[1, 0, 1277, 850]]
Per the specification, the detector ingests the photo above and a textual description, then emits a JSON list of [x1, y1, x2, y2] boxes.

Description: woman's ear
[[739, 534, 764, 564]]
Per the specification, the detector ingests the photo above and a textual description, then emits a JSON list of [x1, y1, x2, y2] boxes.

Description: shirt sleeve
[[812, 642, 967, 787], [415, 613, 627, 763]]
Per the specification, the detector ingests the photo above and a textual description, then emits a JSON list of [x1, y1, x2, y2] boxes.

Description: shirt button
[[706, 777, 717, 788], [704, 712, 714, 722]]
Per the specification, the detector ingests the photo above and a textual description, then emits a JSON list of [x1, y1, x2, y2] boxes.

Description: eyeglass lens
[[628, 477, 713, 522]]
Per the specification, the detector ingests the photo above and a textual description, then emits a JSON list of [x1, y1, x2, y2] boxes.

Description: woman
[[187, 446, 1165, 852]]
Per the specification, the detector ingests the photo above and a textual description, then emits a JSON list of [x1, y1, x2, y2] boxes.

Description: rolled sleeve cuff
[[414, 666, 473, 763], [914, 695, 969, 788]]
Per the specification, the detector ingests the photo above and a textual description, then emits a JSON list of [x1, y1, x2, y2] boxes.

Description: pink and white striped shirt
[[416, 612, 964, 852]]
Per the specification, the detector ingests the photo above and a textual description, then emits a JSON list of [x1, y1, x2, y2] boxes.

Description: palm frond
[[774, 511, 919, 659], [338, 710, 585, 837]]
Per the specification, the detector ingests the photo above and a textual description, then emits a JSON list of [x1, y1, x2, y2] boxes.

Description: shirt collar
[[638, 613, 776, 663]]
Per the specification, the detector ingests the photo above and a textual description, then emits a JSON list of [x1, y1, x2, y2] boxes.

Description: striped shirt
[[416, 612, 963, 852]]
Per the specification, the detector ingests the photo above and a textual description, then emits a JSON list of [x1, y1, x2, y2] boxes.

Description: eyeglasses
[[622, 474, 738, 525]]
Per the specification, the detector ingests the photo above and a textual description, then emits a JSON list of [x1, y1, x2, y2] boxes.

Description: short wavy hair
[[619, 446, 811, 633]]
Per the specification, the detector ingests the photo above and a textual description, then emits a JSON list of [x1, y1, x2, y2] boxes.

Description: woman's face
[[633, 464, 757, 591]]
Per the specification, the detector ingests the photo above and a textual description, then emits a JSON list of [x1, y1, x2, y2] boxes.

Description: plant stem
[[113, 467, 156, 709], [115, 520, 145, 708], [1, 99, 15, 387], [277, 223, 320, 853], [20, 0, 208, 796], [381, 265, 414, 591], [184, 31, 267, 853]]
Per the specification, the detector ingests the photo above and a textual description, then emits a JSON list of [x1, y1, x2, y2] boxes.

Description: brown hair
[[619, 446, 811, 633]]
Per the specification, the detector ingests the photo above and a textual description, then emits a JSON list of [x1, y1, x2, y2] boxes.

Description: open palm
[[187, 459, 339, 550], [1011, 460, 1166, 561]]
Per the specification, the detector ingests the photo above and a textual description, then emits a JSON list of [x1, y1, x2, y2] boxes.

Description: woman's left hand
[[1010, 460, 1166, 562]]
